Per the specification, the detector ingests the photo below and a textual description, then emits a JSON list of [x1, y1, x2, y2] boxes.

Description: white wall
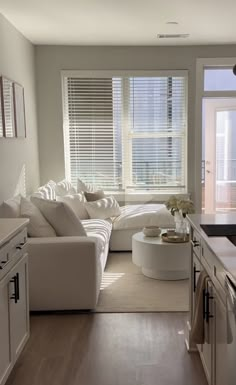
[[0, 14, 40, 201], [35, 44, 236, 204]]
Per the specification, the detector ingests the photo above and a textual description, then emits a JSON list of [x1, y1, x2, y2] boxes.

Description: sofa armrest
[[28, 236, 102, 311]]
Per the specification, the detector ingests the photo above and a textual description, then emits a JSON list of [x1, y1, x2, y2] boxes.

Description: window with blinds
[[62, 72, 187, 193]]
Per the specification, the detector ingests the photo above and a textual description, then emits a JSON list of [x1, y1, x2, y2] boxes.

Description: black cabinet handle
[[16, 242, 26, 250], [191, 240, 200, 248], [0, 260, 7, 270], [204, 290, 214, 323], [10, 273, 19, 303], [10, 275, 18, 303], [193, 265, 200, 292], [16, 272, 20, 301]]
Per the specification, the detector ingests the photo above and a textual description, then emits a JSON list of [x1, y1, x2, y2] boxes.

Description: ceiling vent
[[157, 33, 189, 39]]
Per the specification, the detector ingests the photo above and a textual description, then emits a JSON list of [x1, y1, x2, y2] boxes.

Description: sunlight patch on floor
[[100, 272, 125, 290]]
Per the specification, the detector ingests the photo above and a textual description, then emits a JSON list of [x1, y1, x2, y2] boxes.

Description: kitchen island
[[186, 213, 236, 385]]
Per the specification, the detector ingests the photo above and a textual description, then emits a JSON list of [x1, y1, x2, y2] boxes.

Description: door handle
[[206, 170, 211, 174]]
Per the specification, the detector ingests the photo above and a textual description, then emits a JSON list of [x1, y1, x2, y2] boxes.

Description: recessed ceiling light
[[157, 33, 189, 39], [166, 21, 179, 25]]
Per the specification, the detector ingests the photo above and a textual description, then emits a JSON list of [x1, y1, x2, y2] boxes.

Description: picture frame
[[13, 82, 26, 138], [0, 76, 16, 138], [0, 78, 4, 137]]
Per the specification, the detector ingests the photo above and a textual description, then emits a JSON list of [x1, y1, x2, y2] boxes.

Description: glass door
[[202, 98, 236, 213]]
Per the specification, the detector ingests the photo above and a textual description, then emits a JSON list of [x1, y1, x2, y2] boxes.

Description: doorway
[[202, 98, 236, 213], [196, 60, 236, 213]]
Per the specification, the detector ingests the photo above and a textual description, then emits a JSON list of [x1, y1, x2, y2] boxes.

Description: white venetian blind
[[126, 76, 187, 191], [63, 77, 121, 190], [62, 73, 187, 193]]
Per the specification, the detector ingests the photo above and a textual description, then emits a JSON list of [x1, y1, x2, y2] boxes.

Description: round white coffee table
[[132, 232, 190, 280]]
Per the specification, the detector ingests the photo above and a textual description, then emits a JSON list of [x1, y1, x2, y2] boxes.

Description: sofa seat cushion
[[112, 204, 175, 230], [82, 219, 112, 270]]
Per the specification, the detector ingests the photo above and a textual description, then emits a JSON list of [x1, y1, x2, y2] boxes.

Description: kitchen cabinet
[[0, 219, 29, 385], [213, 286, 228, 385], [186, 217, 232, 385]]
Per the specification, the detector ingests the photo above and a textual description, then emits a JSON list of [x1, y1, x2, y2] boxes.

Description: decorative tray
[[161, 232, 189, 243]]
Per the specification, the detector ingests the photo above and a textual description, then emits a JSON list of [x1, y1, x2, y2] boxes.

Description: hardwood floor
[[6, 313, 207, 385]]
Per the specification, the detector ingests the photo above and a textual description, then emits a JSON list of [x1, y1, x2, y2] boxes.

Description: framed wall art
[[13, 82, 26, 138], [0, 76, 16, 138], [0, 79, 4, 137]]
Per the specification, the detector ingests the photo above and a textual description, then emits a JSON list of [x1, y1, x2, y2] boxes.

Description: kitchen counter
[[187, 213, 236, 285], [0, 218, 29, 247]]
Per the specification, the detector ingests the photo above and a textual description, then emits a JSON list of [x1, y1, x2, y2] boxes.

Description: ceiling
[[0, 0, 236, 46]]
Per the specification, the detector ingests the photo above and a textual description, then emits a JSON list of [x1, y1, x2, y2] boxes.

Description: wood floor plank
[[6, 313, 207, 385]]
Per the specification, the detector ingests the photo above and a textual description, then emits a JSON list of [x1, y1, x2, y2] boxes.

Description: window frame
[[61, 69, 188, 195]]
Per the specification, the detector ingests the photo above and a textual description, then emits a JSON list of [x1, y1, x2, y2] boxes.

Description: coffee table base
[[142, 267, 188, 280], [132, 232, 190, 281]]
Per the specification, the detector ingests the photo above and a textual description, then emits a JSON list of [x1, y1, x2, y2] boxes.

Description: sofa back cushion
[[20, 197, 56, 237], [84, 196, 121, 220], [55, 180, 76, 197], [0, 195, 21, 218], [77, 178, 94, 193], [31, 196, 87, 236], [56, 193, 89, 220], [31, 180, 57, 200]]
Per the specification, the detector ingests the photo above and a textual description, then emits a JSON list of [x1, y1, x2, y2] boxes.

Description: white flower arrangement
[[165, 195, 194, 218]]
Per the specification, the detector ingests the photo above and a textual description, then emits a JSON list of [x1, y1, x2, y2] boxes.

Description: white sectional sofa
[[0, 180, 175, 311]]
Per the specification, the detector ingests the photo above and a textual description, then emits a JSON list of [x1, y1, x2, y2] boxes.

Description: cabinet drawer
[[0, 243, 11, 275], [8, 229, 27, 261], [191, 229, 201, 259], [201, 241, 225, 293], [0, 229, 27, 279]]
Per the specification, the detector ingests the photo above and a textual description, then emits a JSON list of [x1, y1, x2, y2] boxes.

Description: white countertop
[[187, 213, 236, 283], [0, 218, 29, 247]]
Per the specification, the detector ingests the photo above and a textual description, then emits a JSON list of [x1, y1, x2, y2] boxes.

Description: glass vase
[[174, 211, 188, 238]]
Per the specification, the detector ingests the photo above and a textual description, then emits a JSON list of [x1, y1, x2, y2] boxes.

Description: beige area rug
[[95, 252, 189, 312]]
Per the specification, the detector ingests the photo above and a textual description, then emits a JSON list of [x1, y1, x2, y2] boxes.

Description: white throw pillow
[[84, 190, 105, 202], [20, 197, 56, 237], [32, 180, 56, 200], [55, 180, 77, 197], [31, 196, 87, 236], [84, 196, 121, 219], [77, 178, 94, 193], [56, 193, 89, 220], [0, 195, 21, 218]]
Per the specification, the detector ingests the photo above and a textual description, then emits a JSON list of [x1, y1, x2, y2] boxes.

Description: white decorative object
[[132, 231, 190, 280], [143, 226, 161, 237]]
